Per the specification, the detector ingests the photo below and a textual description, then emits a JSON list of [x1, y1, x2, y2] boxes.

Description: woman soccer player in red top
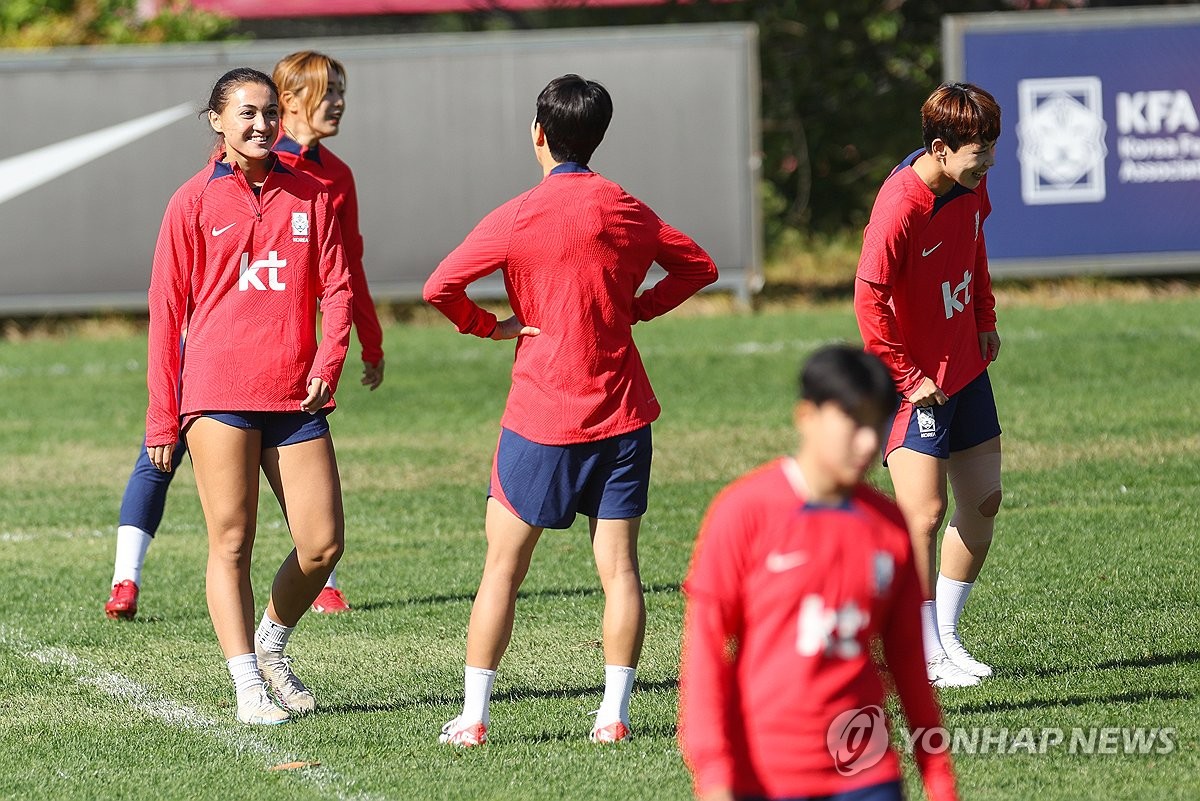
[[679, 345, 958, 801], [145, 67, 352, 725], [272, 50, 387, 614], [425, 74, 717, 747], [103, 51, 379, 621], [854, 83, 1004, 688]]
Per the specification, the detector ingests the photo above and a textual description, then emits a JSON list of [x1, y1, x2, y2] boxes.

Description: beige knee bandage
[[947, 450, 1002, 546]]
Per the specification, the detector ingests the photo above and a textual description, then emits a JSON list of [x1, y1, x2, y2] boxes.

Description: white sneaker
[[590, 720, 633, 743], [941, 632, 994, 678], [927, 652, 982, 688], [236, 683, 290, 725], [257, 651, 316, 715], [439, 716, 487, 747]]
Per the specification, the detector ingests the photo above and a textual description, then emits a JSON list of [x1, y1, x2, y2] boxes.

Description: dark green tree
[[402, 0, 1014, 246]]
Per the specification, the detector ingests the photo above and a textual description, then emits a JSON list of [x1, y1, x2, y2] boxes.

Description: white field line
[[0, 360, 143, 380], [0, 529, 106, 543], [0, 627, 384, 801]]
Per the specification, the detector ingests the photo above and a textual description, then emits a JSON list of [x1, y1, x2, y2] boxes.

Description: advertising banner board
[[944, 7, 1200, 277]]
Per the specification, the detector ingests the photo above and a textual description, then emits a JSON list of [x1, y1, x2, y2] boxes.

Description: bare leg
[[589, 517, 645, 668], [886, 445, 985, 685], [260, 434, 345, 627], [187, 418, 262, 659], [934, 437, 1002, 677], [886, 447, 949, 599], [940, 436, 1002, 582], [464, 498, 544, 670]]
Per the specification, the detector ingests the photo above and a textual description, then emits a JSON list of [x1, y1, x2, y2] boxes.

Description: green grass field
[[1, 289, 1198, 800]]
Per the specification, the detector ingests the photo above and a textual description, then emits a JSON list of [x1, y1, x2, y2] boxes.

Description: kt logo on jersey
[[239, 251, 287, 291], [941, 269, 973, 320]]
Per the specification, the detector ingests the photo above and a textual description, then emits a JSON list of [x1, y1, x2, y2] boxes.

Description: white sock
[[936, 574, 974, 643], [461, 666, 496, 726], [597, 665, 636, 726], [255, 613, 293, 655], [227, 653, 261, 695], [112, 525, 152, 586], [921, 600, 944, 662], [324, 568, 338, 590]]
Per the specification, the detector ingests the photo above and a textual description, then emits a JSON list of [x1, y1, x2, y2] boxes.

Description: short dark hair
[[798, 344, 897, 424], [535, 74, 613, 166], [921, 82, 1002, 153]]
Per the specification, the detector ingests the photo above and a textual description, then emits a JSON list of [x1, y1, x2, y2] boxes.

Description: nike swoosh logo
[[211, 223, 236, 236], [922, 242, 943, 257], [0, 103, 193, 206], [766, 550, 809, 573]]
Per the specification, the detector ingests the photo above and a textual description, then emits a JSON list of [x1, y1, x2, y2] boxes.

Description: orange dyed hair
[[272, 50, 346, 126], [921, 82, 1001, 153]]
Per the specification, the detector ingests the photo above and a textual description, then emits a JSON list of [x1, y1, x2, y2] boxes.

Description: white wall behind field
[[0, 24, 760, 314]]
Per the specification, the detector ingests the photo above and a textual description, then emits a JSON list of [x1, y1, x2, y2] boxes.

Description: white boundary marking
[[0, 529, 106, 543], [0, 626, 382, 801]]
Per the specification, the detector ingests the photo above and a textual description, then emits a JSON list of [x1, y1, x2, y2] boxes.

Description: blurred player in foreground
[[424, 74, 718, 746], [105, 50, 385, 620], [679, 344, 958, 801], [146, 67, 351, 724], [854, 82, 1004, 688]]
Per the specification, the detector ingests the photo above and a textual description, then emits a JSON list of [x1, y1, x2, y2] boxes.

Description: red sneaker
[[311, 586, 350, 614], [439, 717, 487, 747], [105, 580, 139, 620], [590, 720, 632, 744]]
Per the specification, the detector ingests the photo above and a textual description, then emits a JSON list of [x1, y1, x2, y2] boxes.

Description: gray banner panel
[[0, 24, 759, 315]]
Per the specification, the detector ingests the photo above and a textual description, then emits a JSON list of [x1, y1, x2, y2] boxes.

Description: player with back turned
[[424, 74, 718, 747]]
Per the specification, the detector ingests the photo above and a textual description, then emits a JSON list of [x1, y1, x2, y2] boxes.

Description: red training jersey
[[274, 134, 384, 365], [145, 156, 352, 447], [855, 150, 997, 398], [423, 166, 718, 445], [679, 457, 958, 801]]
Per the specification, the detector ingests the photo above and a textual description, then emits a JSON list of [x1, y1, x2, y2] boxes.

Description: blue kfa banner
[[946, 8, 1200, 275]]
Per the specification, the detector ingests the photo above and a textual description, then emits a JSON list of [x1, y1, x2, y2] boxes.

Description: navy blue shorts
[[884, 370, 1000, 461], [739, 779, 904, 801], [198, 410, 330, 448], [489, 426, 652, 529]]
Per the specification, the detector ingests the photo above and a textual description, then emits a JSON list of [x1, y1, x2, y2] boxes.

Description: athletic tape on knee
[[947, 451, 1001, 546]]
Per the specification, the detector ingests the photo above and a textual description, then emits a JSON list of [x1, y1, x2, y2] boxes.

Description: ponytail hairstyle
[[203, 67, 278, 160]]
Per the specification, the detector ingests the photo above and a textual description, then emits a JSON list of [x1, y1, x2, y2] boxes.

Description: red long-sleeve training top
[[146, 156, 352, 447], [680, 458, 959, 801], [855, 150, 996, 399], [274, 134, 384, 365], [423, 166, 718, 445]]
